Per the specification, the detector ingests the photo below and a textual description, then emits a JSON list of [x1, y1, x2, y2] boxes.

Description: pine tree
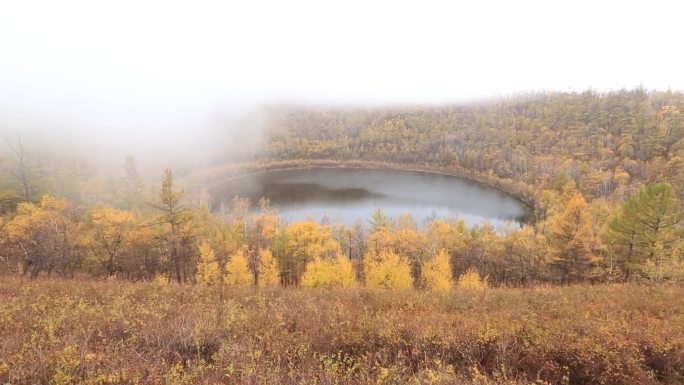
[[608, 182, 683, 279]]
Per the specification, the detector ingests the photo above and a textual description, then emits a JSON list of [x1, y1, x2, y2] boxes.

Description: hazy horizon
[[1, 0, 683, 171]]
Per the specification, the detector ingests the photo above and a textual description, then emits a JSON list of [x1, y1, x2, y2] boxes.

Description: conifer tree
[[301, 255, 356, 288], [195, 242, 220, 285], [147, 168, 194, 284], [548, 194, 601, 283], [85, 206, 134, 277], [285, 219, 341, 285], [257, 249, 280, 287], [363, 250, 412, 289], [224, 248, 252, 286], [368, 208, 392, 234], [422, 249, 453, 291], [609, 182, 683, 279], [456, 268, 488, 290]]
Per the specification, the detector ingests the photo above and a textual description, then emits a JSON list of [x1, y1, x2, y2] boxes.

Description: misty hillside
[[191, 89, 683, 205], [2, 1, 684, 384]]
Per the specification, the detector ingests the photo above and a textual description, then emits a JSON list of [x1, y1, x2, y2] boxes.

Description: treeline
[[262, 89, 684, 205], [2, 88, 684, 286], [0, 165, 682, 286]]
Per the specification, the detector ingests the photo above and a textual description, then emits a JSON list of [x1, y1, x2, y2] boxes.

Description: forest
[[1, 89, 684, 384], [2, 89, 683, 287]]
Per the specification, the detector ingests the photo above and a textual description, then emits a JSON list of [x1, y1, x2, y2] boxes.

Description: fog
[[1, 0, 683, 174]]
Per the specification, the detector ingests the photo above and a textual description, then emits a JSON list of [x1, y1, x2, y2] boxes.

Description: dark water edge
[[210, 167, 531, 227]]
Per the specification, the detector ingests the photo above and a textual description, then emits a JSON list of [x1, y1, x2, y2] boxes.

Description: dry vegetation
[[2, 89, 684, 384], [1, 278, 683, 385]]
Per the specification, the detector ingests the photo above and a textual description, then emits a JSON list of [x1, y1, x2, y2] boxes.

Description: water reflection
[[211, 168, 529, 227]]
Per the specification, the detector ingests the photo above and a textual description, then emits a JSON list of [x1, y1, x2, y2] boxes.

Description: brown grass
[[0, 278, 682, 384]]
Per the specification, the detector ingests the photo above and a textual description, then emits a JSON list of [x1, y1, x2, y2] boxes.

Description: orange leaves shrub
[[1, 278, 683, 384]]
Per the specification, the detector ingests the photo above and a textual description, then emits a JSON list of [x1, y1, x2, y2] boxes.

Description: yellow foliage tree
[[285, 219, 342, 284], [363, 250, 413, 289], [456, 268, 488, 290], [85, 206, 134, 277], [422, 249, 453, 291], [548, 194, 601, 283], [334, 255, 357, 287], [641, 241, 684, 285], [257, 249, 280, 287], [195, 242, 220, 285], [6, 195, 79, 278], [301, 255, 356, 288], [224, 248, 252, 286], [425, 219, 467, 255]]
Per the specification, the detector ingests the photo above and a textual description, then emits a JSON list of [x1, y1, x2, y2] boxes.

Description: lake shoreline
[[194, 159, 537, 222]]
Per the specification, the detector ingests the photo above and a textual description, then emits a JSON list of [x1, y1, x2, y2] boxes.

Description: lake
[[210, 168, 530, 227]]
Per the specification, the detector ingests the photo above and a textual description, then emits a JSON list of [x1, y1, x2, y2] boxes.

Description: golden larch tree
[[257, 249, 280, 287], [457, 268, 488, 290], [363, 250, 413, 289], [84, 206, 134, 277], [301, 255, 356, 288], [224, 248, 252, 286], [422, 249, 453, 291], [548, 194, 601, 283], [284, 219, 341, 284], [195, 242, 220, 285], [6, 195, 79, 278]]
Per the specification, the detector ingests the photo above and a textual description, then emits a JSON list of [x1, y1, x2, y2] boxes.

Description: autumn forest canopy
[[1, 88, 683, 287]]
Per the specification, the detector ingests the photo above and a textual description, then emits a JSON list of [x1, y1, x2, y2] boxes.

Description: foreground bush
[[0, 278, 683, 384]]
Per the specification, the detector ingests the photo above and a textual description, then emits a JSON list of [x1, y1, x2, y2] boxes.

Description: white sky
[[0, 0, 683, 156]]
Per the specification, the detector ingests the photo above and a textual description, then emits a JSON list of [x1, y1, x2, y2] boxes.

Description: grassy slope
[[0, 279, 683, 384]]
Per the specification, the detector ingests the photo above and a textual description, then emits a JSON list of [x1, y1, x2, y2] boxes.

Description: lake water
[[210, 168, 529, 227]]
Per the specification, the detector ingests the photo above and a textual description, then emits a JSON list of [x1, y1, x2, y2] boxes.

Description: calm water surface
[[211, 168, 529, 227]]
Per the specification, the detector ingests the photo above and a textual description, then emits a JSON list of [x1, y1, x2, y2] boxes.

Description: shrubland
[[1, 278, 683, 385]]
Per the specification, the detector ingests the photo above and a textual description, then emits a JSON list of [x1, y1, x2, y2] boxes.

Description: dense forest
[[262, 88, 684, 203], [1, 89, 683, 288]]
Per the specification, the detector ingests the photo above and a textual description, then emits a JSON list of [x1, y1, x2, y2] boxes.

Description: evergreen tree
[[608, 182, 683, 279]]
